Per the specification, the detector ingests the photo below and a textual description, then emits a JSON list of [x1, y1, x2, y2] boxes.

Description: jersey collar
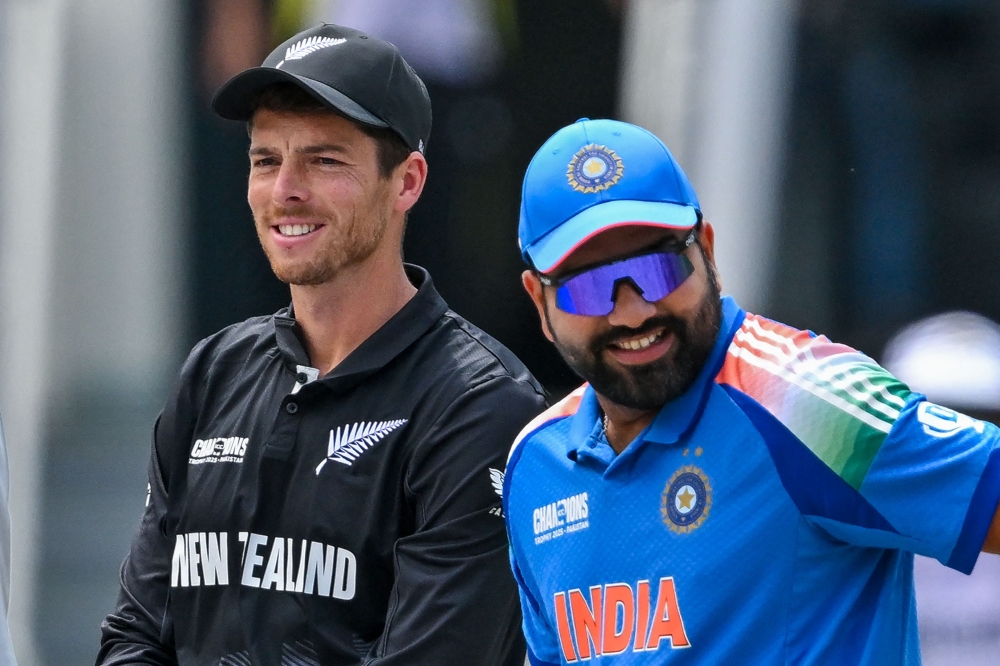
[[642, 296, 745, 445], [273, 264, 449, 382], [568, 296, 746, 465]]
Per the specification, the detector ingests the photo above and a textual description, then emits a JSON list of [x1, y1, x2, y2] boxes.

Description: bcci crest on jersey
[[661, 465, 712, 534]]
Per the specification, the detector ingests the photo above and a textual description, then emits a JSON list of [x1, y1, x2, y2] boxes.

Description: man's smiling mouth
[[611, 329, 665, 350], [277, 224, 318, 237]]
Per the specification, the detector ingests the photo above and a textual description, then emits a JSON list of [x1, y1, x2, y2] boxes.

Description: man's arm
[[96, 418, 178, 666], [366, 374, 545, 665], [97, 341, 204, 666]]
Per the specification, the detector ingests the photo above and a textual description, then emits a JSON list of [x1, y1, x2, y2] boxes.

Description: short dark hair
[[247, 83, 412, 178]]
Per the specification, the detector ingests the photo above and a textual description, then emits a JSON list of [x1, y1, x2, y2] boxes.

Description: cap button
[[575, 117, 590, 123]]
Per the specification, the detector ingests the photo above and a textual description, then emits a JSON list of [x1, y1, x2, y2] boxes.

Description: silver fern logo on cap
[[276, 36, 347, 69], [316, 419, 408, 472]]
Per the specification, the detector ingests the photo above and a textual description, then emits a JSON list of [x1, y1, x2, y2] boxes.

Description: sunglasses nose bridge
[[611, 276, 644, 299], [607, 279, 658, 326]]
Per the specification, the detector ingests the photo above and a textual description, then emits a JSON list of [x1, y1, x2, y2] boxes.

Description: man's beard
[[256, 194, 391, 287], [548, 269, 723, 412]]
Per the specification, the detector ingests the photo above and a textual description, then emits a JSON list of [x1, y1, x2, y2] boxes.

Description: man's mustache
[[265, 205, 320, 218], [591, 315, 687, 351]]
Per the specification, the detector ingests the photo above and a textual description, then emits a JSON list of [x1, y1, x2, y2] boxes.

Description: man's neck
[[289, 253, 417, 376], [598, 398, 659, 455]]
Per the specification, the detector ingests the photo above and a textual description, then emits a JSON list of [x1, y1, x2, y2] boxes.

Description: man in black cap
[[97, 24, 545, 666]]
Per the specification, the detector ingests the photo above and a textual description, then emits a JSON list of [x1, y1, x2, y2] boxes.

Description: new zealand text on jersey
[[553, 577, 690, 662], [171, 531, 356, 600]]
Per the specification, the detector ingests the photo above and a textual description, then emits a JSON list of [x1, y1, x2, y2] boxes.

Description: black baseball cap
[[212, 23, 432, 153]]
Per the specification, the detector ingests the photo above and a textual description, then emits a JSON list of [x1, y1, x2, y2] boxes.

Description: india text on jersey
[[553, 577, 690, 662]]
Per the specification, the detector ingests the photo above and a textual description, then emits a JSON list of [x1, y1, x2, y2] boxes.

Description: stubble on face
[[254, 177, 393, 287], [248, 109, 399, 288], [547, 253, 723, 411]]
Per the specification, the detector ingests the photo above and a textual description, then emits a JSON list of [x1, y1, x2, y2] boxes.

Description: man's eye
[[253, 157, 277, 167], [318, 157, 340, 165]]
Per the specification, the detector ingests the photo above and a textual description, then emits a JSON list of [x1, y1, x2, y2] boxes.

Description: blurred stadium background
[[1, 0, 999, 663]]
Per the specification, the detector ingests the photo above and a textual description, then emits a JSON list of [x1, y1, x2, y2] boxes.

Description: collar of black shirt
[[272, 264, 449, 383]]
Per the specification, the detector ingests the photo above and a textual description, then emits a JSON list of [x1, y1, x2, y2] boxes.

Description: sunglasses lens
[[555, 251, 694, 316], [629, 252, 695, 302]]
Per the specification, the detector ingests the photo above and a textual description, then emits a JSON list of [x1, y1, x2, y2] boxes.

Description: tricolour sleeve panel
[[717, 314, 908, 490], [718, 312, 1000, 572], [722, 386, 897, 535]]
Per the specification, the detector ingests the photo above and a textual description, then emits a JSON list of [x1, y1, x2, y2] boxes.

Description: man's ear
[[698, 221, 722, 291], [393, 151, 428, 215], [522, 270, 555, 342]]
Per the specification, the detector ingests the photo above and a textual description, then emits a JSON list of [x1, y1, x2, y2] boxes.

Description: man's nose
[[272, 162, 309, 203], [606, 282, 658, 328]]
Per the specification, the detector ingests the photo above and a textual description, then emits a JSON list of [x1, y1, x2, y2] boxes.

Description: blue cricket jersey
[[503, 297, 1000, 665]]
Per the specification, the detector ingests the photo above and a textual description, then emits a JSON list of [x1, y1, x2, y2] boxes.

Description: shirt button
[[285, 402, 299, 414], [296, 372, 309, 384]]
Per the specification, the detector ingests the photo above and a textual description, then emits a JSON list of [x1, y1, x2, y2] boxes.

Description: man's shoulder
[[507, 385, 587, 470], [716, 311, 881, 394], [204, 312, 278, 346], [715, 310, 912, 482], [180, 312, 282, 379], [427, 309, 544, 396]]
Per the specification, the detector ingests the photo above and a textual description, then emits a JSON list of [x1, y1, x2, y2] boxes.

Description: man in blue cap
[[503, 118, 1000, 665]]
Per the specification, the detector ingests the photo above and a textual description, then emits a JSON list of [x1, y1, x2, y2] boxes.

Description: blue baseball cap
[[518, 118, 701, 273]]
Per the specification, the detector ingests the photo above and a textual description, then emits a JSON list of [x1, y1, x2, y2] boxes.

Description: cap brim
[[525, 199, 698, 273], [211, 67, 389, 129]]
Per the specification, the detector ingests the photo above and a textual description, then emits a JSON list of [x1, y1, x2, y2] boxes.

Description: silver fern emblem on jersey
[[488, 468, 505, 517], [276, 36, 347, 69], [489, 468, 504, 496], [316, 419, 408, 473]]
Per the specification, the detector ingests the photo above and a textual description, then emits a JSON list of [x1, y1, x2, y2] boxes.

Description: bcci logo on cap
[[661, 465, 711, 534], [567, 143, 624, 193]]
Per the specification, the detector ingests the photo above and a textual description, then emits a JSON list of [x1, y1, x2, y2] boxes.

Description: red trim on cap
[[541, 220, 694, 273]]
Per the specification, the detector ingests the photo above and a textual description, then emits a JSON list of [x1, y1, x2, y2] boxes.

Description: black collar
[[272, 264, 449, 381]]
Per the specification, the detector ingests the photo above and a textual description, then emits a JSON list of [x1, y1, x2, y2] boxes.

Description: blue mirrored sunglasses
[[538, 227, 698, 316]]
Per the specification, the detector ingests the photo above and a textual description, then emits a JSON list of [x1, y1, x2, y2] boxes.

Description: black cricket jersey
[[97, 266, 547, 666]]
